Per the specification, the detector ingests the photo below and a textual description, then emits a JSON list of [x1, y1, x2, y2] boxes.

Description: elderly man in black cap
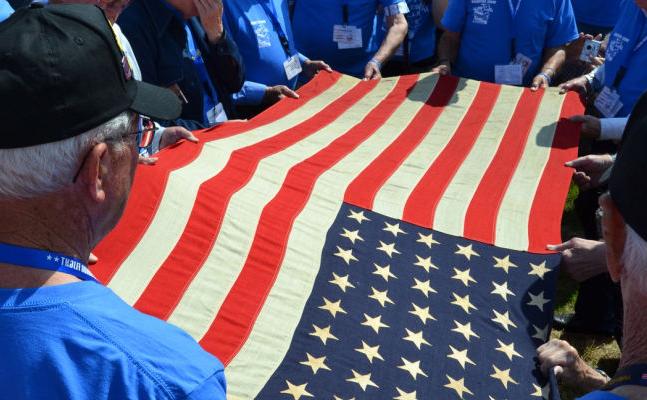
[[0, 4, 225, 399], [537, 93, 647, 400]]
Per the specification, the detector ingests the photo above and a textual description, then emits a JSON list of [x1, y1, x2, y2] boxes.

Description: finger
[[546, 240, 573, 252], [88, 252, 99, 265], [594, 33, 603, 41], [182, 130, 199, 143], [280, 87, 300, 99], [320, 61, 333, 72], [558, 83, 571, 94], [138, 155, 158, 165]]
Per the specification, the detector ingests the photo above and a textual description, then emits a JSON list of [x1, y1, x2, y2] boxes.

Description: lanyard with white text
[[342, 0, 350, 24], [0, 242, 97, 282], [184, 25, 219, 110], [259, 1, 292, 56], [507, 0, 522, 57]]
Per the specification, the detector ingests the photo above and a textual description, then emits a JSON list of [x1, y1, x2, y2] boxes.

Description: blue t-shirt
[[378, 0, 436, 63], [293, 0, 405, 77], [602, 0, 647, 117], [0, 281, 226, 399], [572, 0, 621, 29], [577, 391, 627, 400], [0, 0, 14, 23], [224, 0, 305, 105], [441, 0, 579, 84]]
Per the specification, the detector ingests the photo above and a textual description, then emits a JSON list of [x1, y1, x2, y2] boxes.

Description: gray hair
[[622, 224, 647, 293], [0, 112, 133, 199]]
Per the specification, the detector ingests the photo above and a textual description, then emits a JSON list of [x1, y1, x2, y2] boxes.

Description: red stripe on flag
[[343, 75, 459, 209], [91, 72, 342, 283], [527, 92, 583, 253], [133, 78, 376, 319], [403, 82, 501, 227], [463, 89, 544, 244], [200, 75, 420, 365]]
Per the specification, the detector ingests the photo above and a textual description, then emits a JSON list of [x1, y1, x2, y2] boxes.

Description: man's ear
[[77, 142, 110, 203], [600, 194, 626, 282]]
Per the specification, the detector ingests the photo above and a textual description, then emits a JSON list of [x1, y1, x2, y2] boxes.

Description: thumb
[[553, 365, 564, 378], [281, 87, 300, 99], [546, 240, 573, 252], [180, 129, 199, 143]]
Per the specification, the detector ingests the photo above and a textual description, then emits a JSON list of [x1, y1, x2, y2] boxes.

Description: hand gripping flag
[[93, 72, 582, 399]]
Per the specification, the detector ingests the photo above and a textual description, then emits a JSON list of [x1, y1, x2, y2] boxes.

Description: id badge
[[333, 24, 362, 49], [284, 54, 303, 81], [595, 87, 623, 118], [495, 64, 523, 86], [207, 102, 227, 125], [513, 53, 533, 77]]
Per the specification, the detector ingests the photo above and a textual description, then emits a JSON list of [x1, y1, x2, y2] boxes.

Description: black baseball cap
[[0, 3, 181, 149], [609, 91, 647, 242]]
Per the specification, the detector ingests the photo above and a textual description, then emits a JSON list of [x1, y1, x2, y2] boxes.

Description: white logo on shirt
[[471, 0, 496, 25], [252, 20, 272, 48], [606, 33, 630, 61]]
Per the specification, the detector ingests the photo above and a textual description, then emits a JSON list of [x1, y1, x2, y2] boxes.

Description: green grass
[[551, 184, 621, 400]]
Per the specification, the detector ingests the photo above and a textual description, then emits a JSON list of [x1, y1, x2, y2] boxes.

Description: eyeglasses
[[71, 115, 156, 183]]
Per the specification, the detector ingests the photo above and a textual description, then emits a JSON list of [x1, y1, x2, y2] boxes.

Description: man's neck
[[0, 196, 91, 288]]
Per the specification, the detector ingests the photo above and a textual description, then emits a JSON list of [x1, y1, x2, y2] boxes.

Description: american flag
[[92, 72, 582, 399]]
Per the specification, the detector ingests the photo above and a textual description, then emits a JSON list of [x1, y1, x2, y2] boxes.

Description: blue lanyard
[[507, 0, 522, 55], [184, 25, 220, 116], [341, 0, 350, 24], [259, 1, 292, 56], [0, 242, 97, 282]]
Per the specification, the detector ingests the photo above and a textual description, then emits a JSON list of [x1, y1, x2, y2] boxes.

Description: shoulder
[[70, 287, 225, 399]]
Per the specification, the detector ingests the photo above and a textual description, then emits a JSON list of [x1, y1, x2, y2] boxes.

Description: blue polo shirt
[[0, 0, 13, 22], [377, 0, 436, 64], [601, 0, 647, 117], [572, 0, 621, 29], [224, 0, 306, 106], [293, 0, 407, 77], [441, 0, 578, 85], [0, 281, 226, 399]]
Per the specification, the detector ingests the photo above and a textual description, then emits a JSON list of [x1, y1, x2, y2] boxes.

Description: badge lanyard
[[259, 1, 293, 57], [0, 242, 97, 282], [507, 0, 522, 57], [342, 0, 350, 24], [612, 12, 647, 89], [184, 25, 220, 120]]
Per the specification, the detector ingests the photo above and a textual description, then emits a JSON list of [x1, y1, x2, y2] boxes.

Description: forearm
[[540, 46, 566, 79], [372, 14, 408, 64], [203, 30, 245, 93], [436, 31, 460, 65]]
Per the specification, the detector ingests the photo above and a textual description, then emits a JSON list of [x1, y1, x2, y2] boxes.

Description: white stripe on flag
[[494, 90, 565, 250], [371, 78, 480, 220]]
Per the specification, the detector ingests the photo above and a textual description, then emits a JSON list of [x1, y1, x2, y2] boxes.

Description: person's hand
[[431, 61, 451, 76], [263, 85, 300, 104], [194, 0, 224, 44], [559, 75, 590, 96], [566, 33, 604, 63], [546, 238, 607, 282], [531, 73, 551, 91], [138, 155, 158, 165], [302, 60, 333, 80], [569, 115, 602, 140], [160, 126, 199, 150], [537, 339, 609, 391], [565, 153, 614, 190], [363, 61, 382, 81]]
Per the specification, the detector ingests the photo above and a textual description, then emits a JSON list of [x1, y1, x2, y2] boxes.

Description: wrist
[[438, 58, 452, 66], [206, 24, 224, 44], [576, 363, 610, 391], [369, 57, 383, 71], [537, 71, 553, 86]]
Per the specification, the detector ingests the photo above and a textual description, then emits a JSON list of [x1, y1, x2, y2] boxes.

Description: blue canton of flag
[[257, 203, 560, 399]]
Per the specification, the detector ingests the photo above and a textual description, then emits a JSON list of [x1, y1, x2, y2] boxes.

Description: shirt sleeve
[[545, 0, 579, 48], [185, 370, 227, 400], [441, 0, 467, 33], [232, 81, 268, 106], [599, 117, 629, 141]]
